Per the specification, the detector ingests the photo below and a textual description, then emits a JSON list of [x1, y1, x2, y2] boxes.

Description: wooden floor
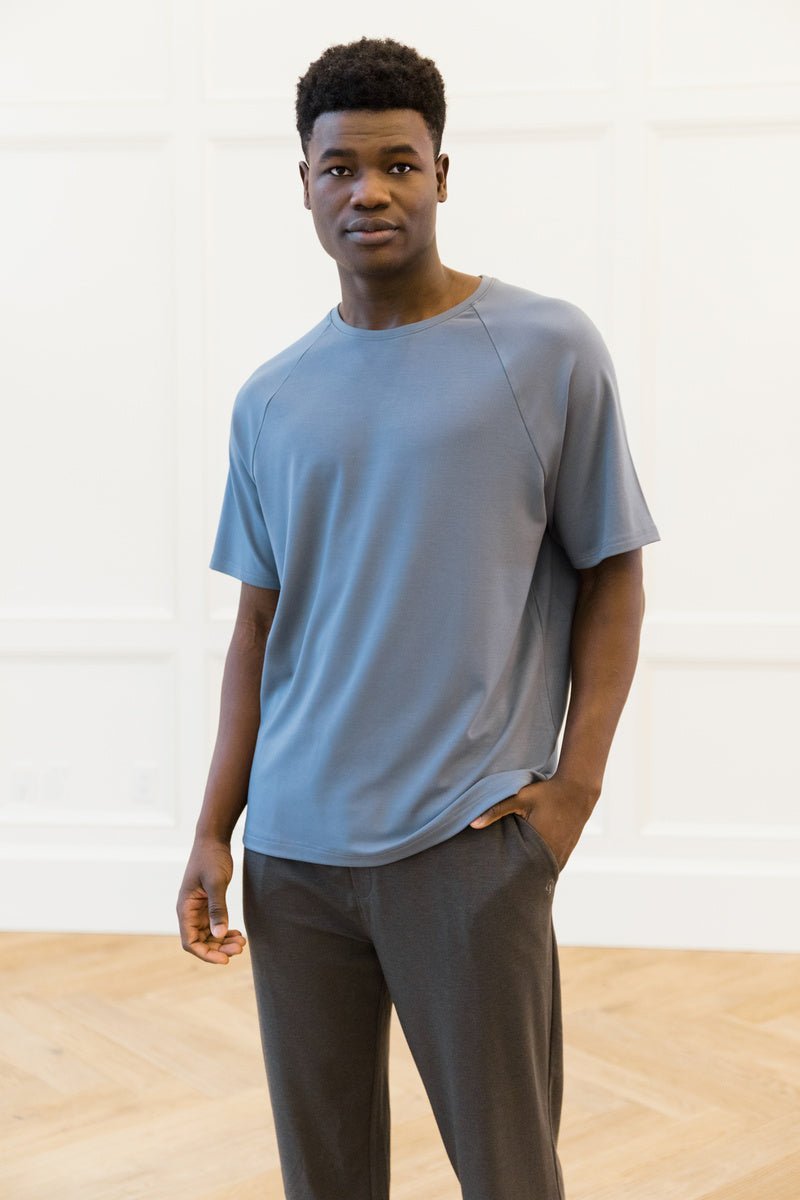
[[1, 933, 799, 1199]]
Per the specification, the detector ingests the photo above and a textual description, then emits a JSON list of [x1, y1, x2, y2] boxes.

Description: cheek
[[409, 197, 439, 232], [307, 193, 336, 229], [409, 183, 439, 212], [311, 210, 344, 256], [312, 189, 343, 222]]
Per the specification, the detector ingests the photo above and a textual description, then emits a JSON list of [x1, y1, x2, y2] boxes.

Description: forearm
[[554, 553, 645, 812], [194, 621, 268, 844]]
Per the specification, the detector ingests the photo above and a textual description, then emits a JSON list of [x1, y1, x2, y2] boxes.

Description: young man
[[178, 36, 660, 1200]]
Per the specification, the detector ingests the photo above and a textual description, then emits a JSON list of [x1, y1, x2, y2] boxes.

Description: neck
[[336, 255, 468, 330]]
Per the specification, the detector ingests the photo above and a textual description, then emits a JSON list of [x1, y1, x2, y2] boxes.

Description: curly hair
[[296, 37, 446, 159]]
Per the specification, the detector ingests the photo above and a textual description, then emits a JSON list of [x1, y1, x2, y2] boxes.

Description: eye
[[389, 163, 415, 174], [326, 165, 352, 177]]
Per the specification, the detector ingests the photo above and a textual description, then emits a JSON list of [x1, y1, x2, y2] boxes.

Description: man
[[177, 36, 660, 1200]]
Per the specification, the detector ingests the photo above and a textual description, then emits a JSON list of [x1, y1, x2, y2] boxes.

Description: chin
[[338, 254, 407, 276]]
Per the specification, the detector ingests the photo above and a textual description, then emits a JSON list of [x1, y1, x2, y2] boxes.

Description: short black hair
[[296, 37, 446, 159]]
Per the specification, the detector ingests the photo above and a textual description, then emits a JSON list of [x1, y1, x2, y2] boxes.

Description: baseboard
[[1, 848, 797, 953]]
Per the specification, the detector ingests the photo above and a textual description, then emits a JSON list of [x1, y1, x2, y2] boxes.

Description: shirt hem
[[209, 557, 280, 589], [241, 767, 546, 865], [570, 526, 661, 569]]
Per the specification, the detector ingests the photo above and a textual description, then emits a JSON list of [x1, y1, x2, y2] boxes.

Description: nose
[[349, 169, 391, 209]]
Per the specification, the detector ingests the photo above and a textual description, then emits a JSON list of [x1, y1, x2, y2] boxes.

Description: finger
[[176, 894, 211, 942], [470, 803, 496, 827], [203, 927, 247, 955], [218, 940, 245, 956], [218, 929, 246, 944], [185, 938, 232, 964], [198, 927, 245, 951], [179, 912, 240, 961]]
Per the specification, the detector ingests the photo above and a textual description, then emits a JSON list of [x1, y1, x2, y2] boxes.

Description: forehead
[[307, 109, 433, 156]]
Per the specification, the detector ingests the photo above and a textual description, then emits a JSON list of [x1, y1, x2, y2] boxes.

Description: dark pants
[[242, 811, 565, 1199]]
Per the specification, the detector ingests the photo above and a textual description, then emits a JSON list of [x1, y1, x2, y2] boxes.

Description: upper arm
[[577, 546, 643, 588], [236, 581, 280, 635]]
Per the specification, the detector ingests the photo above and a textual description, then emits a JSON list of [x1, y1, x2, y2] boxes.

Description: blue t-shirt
[[209, 275, 660, 865]]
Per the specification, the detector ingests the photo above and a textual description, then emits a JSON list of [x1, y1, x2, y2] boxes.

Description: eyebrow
[[317, 144, 423, 162]]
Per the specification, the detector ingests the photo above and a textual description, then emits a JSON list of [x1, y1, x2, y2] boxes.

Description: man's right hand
[[176, 837, 248, 965]]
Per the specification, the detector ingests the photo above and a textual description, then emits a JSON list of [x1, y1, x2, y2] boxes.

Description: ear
[[299, 160, 311, 210], [435, 153, 449, 203]]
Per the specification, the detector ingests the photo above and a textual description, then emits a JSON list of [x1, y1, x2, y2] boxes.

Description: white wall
[[1, 1, 799, 951]]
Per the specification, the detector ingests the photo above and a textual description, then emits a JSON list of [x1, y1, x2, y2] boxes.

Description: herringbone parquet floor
[[2, 933, 798, 1199]]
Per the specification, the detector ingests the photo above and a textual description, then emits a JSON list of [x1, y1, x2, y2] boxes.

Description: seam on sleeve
[[472, 307, 548, 479], [249, 321, 331, 476]]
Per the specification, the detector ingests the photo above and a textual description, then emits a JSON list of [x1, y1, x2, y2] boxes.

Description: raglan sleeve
[[548, 309, 661, 569], [208, 388, 280, 589]]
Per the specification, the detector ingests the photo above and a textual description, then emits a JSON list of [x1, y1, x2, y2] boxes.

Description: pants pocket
[[511, 812, 561, 879]]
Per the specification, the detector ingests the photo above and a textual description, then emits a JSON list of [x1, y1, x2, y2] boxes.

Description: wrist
[[193, 827, 233, 847], [551, 771, 602, 816]]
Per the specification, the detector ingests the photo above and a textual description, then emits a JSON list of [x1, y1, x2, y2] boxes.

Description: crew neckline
[[329, 274, 495, 338]]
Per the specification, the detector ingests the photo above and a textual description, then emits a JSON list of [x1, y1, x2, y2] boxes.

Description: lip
[[346, 219, 398, 232], [346, 228, 399, 245]]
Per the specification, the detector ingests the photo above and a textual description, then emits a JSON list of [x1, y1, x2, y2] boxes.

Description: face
[[299, 108, 449, 277]]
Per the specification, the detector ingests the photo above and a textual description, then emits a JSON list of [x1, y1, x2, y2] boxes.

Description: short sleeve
[[209, 394, 280, 589], [549, 312, 660, 569]]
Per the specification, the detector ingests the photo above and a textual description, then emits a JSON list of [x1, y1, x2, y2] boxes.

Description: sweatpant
[[242, 809, 565, 1200]]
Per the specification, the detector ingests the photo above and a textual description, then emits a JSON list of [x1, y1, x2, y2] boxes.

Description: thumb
[[470, 797, 517, 827], [208, 898, 228, 939]]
